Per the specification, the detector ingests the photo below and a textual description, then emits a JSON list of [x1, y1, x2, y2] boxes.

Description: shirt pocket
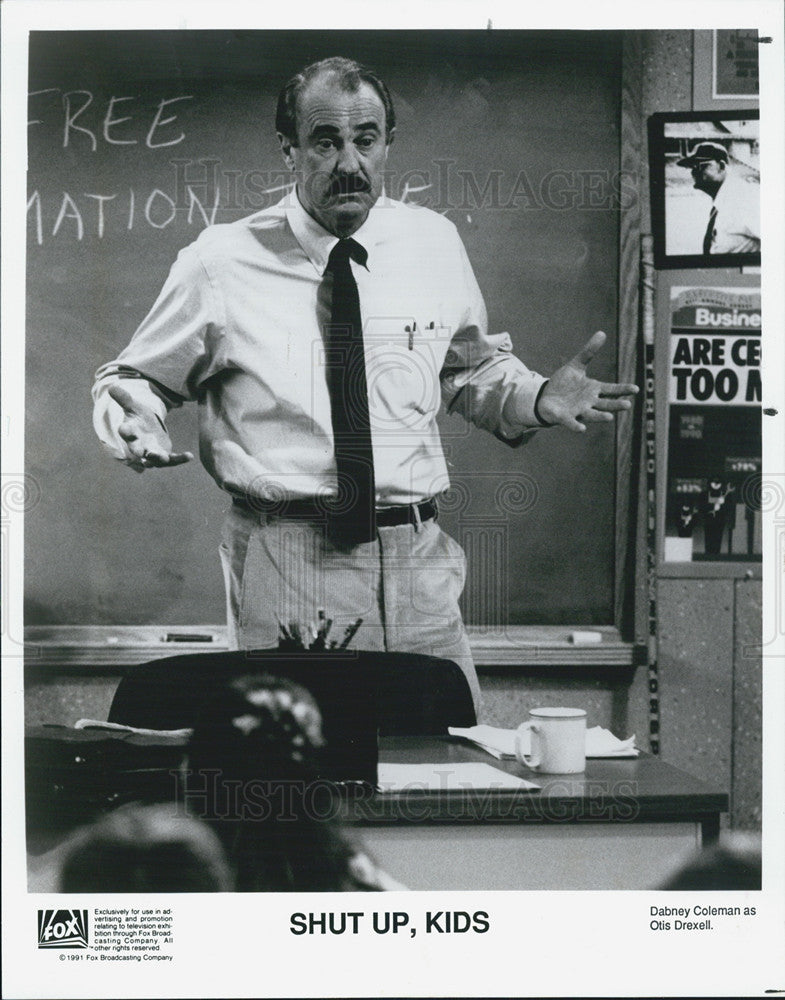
[[363, 315, 450, 432]]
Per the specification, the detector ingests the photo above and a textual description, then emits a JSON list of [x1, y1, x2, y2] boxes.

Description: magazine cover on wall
[[648, 110, 760, 269], [663, 285, 761, 563]]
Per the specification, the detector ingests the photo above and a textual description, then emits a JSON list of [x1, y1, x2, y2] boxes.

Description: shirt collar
[[713, 176, 734, 208], [285, 188, 391, 275]]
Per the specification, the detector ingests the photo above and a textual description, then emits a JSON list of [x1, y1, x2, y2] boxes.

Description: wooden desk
[[344, 737, 728, 891], [25, 730, 728, 892]]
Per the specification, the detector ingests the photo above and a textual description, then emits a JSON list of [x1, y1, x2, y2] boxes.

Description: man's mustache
[[327, 175, 370, 197]]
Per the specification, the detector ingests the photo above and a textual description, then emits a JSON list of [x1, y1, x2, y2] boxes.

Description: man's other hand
[[536, 331, 639, 432], [107, 384, 194, 472]]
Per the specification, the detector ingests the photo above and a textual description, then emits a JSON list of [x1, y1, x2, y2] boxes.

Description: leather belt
[[232, 495, 438, 528]]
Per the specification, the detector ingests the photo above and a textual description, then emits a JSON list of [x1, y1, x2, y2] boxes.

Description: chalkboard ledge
[[22, 625, 634, 671]]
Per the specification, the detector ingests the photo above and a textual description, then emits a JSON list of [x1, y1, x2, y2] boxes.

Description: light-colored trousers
[[218, 502, 481, 713]]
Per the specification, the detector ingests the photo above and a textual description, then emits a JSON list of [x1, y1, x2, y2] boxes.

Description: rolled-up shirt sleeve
[[92, 245, 219, 458], [440, 237, 547, 446]]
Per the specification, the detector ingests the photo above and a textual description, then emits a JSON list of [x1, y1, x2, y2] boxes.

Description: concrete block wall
[[25, 675, 118, 729], [731, 579, 763, 829], [655, 579, 762, 829]]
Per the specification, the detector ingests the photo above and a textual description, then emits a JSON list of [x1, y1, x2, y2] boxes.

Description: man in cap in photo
[[677, 140, 760, 255]]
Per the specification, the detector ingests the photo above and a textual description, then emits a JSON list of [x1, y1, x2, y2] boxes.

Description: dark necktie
[[703, 205, 717, 255], [324, 238, 376, 547]]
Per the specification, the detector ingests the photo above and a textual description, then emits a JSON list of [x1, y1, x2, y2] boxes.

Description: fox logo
[[38, 910, 88, 949]]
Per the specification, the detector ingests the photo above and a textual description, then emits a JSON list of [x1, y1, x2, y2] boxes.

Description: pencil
[[339, 617, 363, 649]]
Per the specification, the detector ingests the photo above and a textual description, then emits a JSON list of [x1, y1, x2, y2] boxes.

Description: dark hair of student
[[185, 674, 385, 892], [659, 833, 761, 891], [58, 803, 233, 893]]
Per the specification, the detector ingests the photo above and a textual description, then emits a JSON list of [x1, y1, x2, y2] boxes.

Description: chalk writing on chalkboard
[[28, 90, 194, 149], [27, 187, 221, 245], [26, 90, 211, 245]]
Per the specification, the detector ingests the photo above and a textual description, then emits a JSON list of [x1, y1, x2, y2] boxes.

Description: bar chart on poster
[[25, 29, 625, 629]]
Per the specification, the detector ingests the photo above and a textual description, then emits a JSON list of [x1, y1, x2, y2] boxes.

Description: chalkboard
[[25, 29, 624, 627]]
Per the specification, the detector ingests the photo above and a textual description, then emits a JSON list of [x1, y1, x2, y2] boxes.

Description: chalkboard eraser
[[163, 632, 214, 643], [569, 630, 603, 645]]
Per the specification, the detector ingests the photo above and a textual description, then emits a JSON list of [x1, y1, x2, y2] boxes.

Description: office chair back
[[107, 649, 476, 736]]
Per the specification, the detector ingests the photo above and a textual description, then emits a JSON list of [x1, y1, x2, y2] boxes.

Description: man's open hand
[[108, 383, 193, 472], [536, 331, 639, 432]]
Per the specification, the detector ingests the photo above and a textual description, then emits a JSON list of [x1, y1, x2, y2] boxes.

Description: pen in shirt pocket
[[405, 320, 436, 350]]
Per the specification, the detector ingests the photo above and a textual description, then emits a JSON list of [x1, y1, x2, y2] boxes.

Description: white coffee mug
[[514, 707, 587, 774]]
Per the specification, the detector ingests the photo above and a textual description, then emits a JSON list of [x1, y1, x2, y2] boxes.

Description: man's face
[[691, 158, 725, 196], [279, 73, 392, 237]]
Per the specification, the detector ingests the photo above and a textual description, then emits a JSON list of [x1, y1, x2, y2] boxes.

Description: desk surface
[[351, 736, 729, 828], [25, 728, 728, 832]]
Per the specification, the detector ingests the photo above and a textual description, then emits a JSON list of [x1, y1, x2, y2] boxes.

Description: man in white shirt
[[677, 141, 761, 255], [93, 57, 637, 711]]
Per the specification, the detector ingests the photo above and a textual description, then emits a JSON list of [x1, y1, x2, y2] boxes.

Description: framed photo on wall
[[648, 110, 760, 269]]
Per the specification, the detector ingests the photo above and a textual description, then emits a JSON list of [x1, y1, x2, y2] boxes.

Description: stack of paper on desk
[[75, 719, 193, 739], [448, 724, 639, 759], [377, 762, 539, 792]]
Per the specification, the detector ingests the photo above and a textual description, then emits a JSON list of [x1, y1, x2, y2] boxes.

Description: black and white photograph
[[2, 3, 784, 999], [649, 110, 761, 268]]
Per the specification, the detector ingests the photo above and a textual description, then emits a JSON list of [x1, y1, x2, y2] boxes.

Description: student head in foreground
[[659, 831, 762, 891], [185, 673, 404, 892], [58, 802, 233, 893]]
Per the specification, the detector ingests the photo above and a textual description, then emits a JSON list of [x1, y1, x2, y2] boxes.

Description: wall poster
[[713, 28, 760, 98], [663, 285, 762, 563]]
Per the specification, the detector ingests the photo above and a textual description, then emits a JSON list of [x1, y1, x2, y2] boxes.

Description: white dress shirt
[[709, 175, 761, 255], [93, 193, 546, 506]]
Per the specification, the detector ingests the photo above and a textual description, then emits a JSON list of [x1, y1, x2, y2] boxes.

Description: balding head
[[276, 58, 395, 237], [275, 56, 396, 145]]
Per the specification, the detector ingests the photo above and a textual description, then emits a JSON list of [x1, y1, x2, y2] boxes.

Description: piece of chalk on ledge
[[164, 633, 214, 643], [569, 631, 602, 645]]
